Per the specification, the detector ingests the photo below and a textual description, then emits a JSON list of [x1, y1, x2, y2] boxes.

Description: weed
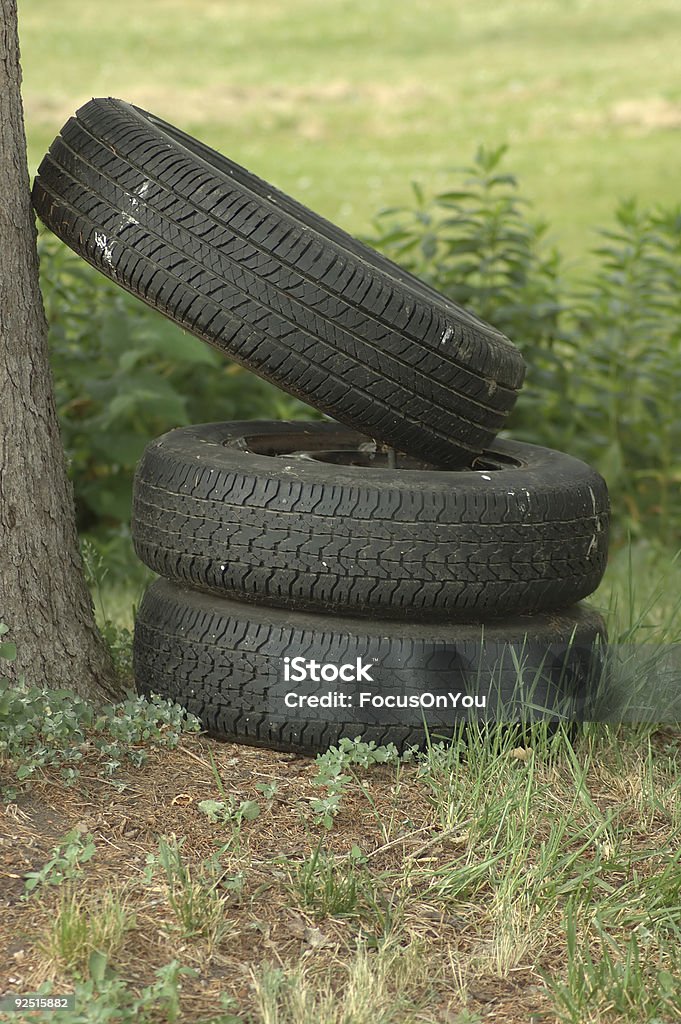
[[0, 623, 200, 799], [255, 779, 281, 801], [195, 746, 262, 852], [23, 951, 241, 1023], [310, 737, 415, 828], [22, 829, 96, 899], [197, 797, 261, 825]]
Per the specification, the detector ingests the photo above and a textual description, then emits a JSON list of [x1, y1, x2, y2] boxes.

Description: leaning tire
[[134, 578, 607, 755], [32, 97, 525, 467], [132, 421, 609, 622]]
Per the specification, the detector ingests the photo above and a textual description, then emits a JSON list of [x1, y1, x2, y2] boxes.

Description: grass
[[19, 0, 681, 265], [596, 540, 681, 637], [250, 939, 433, 1024], [36, 885, 136, 979], [4, 719, 681, 1021], [148, 835, 237, 950]]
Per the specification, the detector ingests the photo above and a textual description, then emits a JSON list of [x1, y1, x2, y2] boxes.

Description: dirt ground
[[1, 731, 563, 1022]]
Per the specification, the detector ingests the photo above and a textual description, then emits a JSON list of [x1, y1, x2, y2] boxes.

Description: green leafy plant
[[310, 737, 414, 828], [567, 200, 681, 545], [255, 779, 281, 801], [26, 951, 241, 1023], [370, 145, 563, 352], [197, 797, 261, 825], [23, 828, 97, 898], [0, 626, 201, 799], [194, 746, 263, 852]]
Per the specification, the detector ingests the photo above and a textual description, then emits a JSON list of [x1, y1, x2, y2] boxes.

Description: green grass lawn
[[20, 0, 681, 266]]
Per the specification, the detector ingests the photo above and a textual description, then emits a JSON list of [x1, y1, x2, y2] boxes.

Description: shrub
[[568, 201, 681, 546], [368, 149, 681, 544]]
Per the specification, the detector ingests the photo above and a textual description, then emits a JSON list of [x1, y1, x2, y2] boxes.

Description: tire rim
[[232, 430, 524, 472]]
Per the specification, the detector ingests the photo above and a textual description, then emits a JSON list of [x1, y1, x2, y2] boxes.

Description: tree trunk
[[0, 0, 123, 704]]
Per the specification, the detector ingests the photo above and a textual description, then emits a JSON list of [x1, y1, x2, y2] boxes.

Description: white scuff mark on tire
[[135, 179, 151, 199], [115, 190, 142, 232], [587, 485, 602, 529], [440, 325, 454, 346], [517, 486, 531, 516], [94, 231, 115, 269], [586, 486, 601, 555], [121, 196, 139, 227]]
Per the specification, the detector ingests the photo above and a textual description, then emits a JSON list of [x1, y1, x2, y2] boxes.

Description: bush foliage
[[369, 145, 681, 547], [39, 147, 681, 557]]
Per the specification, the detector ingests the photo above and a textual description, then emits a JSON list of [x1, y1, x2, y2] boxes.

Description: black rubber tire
[[32, 97, 525, 468], [133, 578, 607, 755], [132, 421, 610, 622]]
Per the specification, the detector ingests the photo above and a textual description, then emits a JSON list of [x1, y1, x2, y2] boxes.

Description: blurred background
[[19, 0, 681, 627]]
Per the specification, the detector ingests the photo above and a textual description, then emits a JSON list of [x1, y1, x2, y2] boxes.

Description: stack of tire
[[33, 98, 610, 754]]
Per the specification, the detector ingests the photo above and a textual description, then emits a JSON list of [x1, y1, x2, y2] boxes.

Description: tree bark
[[0, 0, 123, 704]]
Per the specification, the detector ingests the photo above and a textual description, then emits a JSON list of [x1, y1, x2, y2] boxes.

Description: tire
[[32, 97, 525, 468], [132, 421, 610, 622], [133, 578, 607, 755]]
